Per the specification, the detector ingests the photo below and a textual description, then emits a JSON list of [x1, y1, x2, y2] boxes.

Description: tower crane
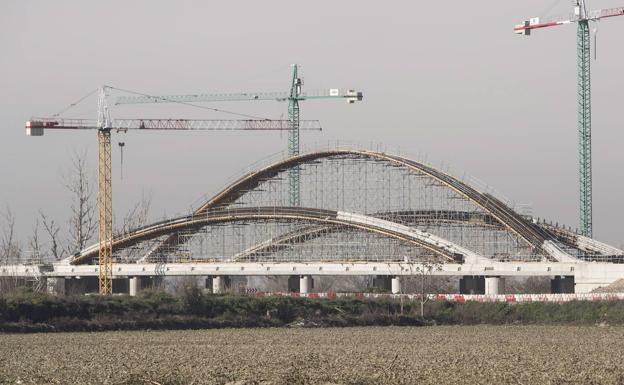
[[514, 1, 624, 238], [115, 64, 363, 206], [25, 86, 321, 294]]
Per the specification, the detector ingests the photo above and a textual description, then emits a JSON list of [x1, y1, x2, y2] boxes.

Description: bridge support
[[211, 276, 230, 294], [129, 277, 155, 296], [460, 276, 485, 295], [551, 276, 575, 294], [391, 276, 401, 294], [129, 277, 139, 296], [287, 275, 314, 294], [484, 277, 505, 295], [213, 276, 224, 294], [300, 275, 312, 294]]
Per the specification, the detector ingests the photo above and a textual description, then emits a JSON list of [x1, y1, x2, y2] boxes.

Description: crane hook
[[118, 142, 125, 180]]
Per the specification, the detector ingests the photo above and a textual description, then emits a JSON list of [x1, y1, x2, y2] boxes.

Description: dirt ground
[[1, 325, 624, 385]]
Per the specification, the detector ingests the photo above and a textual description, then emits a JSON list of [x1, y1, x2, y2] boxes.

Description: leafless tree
[[0, 207, 21, 264], [115, 192, 152, 261], [40, 211, 66, 260], [402, 260, 443, 317], [119, 192, 152, 234], [27, 218, 42, 264], [64, 150, 97, 254]]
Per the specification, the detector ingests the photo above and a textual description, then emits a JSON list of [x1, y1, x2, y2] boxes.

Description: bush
[[4, 290, 624, 332]]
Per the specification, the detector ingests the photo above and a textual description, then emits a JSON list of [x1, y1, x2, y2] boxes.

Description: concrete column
[[300, 275, 311, 294], [485, 277, 505, 295], [391, 276, 401, 294], [129, 277, 140, 296], [212, 276, 225, 294]]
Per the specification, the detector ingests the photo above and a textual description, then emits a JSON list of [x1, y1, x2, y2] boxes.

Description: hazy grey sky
[[1, 0, 623, 247]]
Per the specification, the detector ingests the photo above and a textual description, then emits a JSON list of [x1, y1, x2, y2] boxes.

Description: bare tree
[[402, 260, 443, 318], [0, 207, 21, 264], [116, 192, 152, 261], [119, 192, 152, 234], [64, 151, 97, 253], [40, 211, 66, 260], [27, 218, 42, 264]]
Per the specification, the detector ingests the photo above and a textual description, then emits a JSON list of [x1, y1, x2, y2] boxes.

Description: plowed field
[[1, 326, 623, 385]]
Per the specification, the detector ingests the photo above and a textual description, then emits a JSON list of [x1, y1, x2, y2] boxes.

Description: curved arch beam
[[73, 149, 579, 263], [232, 210, 503, 261], [539, 223, 624, 256], [191, 150, 575, 262], [69, 207, 489, 265]]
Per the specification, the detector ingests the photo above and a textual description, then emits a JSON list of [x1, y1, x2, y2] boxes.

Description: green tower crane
[[514, 1, 624, 238], [115, 64, 363, 206]]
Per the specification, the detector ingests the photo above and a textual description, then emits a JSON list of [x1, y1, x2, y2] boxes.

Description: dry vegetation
[[2, 326, 624, 385]]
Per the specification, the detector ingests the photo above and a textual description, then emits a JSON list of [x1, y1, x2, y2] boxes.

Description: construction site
[[2, 1, 624, 299], [4, 1, 624, 385]]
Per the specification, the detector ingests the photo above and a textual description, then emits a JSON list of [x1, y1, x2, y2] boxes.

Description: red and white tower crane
[[25, 86, 321, 294]]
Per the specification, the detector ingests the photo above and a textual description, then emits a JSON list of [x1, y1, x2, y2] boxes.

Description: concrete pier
[[484, 276, 505, 295], [391, 276, 401, 294], [299, 275, 312, 294], [288, 275, 314, 294], [129, 277, 140, 296], [212, 276, 225, 294]]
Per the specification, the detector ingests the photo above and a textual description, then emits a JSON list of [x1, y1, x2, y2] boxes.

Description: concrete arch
[[232, 210, 503, 261], [72, 149, 579, 264], [188, 150, 574, 261], [69, 207, 489, 265]]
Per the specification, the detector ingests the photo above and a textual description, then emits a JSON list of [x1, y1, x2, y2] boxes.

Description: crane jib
[[25, 118, 322, 136]]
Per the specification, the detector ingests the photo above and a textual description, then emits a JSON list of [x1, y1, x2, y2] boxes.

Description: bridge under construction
[[2, 147, 623, 295]]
